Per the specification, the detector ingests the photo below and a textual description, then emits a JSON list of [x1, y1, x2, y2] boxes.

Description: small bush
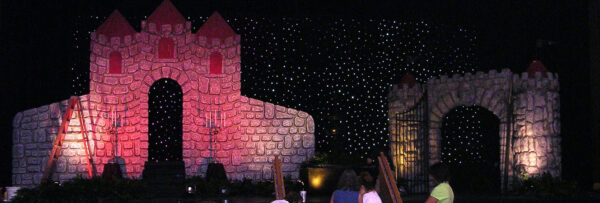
[[511, 172, 580, 198], [13, 175, 305, 201], [301, 152, 364, 167], [12, 175, 148, 202], [186, 175, 302, 198]]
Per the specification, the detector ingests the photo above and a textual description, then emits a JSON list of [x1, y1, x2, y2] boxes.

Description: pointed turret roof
[[196, 12, 237, 40], [147, 0, 185, 27], [96, 10, 136, 39], [398, 73, 416, 88], [527, 60, 548, 78]]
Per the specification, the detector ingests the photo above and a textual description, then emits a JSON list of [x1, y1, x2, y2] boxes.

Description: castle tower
[[511, 61, 561, 178], [194, 11, 243, 175], [387, 73, 428, 193]]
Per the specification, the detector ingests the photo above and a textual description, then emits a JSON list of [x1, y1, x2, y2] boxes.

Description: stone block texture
[[388, 69, 560, 190], [12, 4, 314, 187]]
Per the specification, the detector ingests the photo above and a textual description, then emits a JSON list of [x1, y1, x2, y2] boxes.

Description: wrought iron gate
[[392, 92, 429, 194]]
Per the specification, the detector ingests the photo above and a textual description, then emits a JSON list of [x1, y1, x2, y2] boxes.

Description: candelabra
[[198, 107, 229, 184], [103, 105, 127, 179], [106, 106, 128, 160], [200, 108, 225, 163]]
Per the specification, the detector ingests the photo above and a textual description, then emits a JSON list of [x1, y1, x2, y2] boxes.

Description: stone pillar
[[512, 71, 561, 179], [388, 82, 424, 185]]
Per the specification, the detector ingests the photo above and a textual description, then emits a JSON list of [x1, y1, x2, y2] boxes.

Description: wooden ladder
[[272, 155, 285, 200], [41, 96, 95, 181], [378, 152, 403, 203]]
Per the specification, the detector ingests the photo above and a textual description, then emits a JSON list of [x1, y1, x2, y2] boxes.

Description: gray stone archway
[[389, 69, 561, 191], [427, 76, 510, 189]]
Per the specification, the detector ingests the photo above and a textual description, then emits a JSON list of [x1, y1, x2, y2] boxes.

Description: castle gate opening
[[441, 105, 500, 194], [148, 78, 183, 163]]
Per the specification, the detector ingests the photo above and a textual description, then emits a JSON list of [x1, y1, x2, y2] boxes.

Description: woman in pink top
[[358, 172, 382, 203]]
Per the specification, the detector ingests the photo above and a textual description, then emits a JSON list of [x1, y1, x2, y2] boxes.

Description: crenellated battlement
[[391, 68, 559, 95], [425, 69, 513, 86], [513, 71, 559, 90], [141, 20, 191, 35], [197, 35, 241, 48]]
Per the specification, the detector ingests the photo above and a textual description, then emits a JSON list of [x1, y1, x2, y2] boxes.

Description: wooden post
[[378, 152, 402, 203], [272, 155, 285, 200]]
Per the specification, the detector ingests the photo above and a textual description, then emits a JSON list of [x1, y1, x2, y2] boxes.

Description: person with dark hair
[[426, 163, 454, 203], [286, 191, 303, 203], [330, 169, 360, 203], [358, 171, 382, 203], [365, 151, 395, 195]]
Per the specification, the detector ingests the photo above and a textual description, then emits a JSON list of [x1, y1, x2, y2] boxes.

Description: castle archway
[[148, 78, 183, 162], [441, 105, 500, 194]]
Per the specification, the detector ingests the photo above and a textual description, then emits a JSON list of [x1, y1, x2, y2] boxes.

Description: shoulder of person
[[365, 191, 383, 203], [430, 182, 451, 200]]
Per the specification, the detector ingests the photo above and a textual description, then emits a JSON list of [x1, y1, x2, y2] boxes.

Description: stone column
[[512, 72, 561, 180], [388, 82, 425, 189]]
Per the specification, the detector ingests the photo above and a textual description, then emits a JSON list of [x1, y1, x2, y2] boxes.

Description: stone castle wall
[[235, 96, 315, 180], [12, 98, 88, 186]]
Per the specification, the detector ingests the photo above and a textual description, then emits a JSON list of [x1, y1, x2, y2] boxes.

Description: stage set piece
[[389, 64, 560, 192], [11, 0, 315, 187]]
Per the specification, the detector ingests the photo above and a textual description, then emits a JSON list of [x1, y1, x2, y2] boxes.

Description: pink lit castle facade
[[12, 0, 315, 187]]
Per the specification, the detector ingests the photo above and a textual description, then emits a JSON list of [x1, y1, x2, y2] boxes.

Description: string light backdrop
[[71, 15, 478, 159]]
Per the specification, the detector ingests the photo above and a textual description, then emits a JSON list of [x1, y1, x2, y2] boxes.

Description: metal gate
[[392, 91, 429, 194]]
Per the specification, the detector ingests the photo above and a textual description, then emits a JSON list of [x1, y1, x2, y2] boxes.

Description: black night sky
[[0, 0, 591, 188]]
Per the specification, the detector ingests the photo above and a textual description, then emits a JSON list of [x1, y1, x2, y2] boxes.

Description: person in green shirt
[[426, 163, 454, 203]]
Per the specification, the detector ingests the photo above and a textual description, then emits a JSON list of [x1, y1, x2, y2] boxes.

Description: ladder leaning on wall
[[41, 96, 95, 182], [378, 152, 403, 203]]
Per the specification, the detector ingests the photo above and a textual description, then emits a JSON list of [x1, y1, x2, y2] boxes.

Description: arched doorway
[[144, 78, 185, 196], [441, 105, 500, 194], [148, 78, 183, 162]]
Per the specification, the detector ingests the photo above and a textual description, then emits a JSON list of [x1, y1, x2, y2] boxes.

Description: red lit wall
[[11, 10, 315, 187]]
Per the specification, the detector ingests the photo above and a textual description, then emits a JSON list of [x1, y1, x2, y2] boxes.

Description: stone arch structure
[[427, 71, 510, 189], [389, 68, 561, 191]]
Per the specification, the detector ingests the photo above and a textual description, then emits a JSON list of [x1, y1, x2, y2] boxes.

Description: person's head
[[285, 191, 302, 203], [359, 171, 376, 192], [429, 162, 450, 183], [366, 157, 374, 164], [367, 151, 380, 164], [337, 169, 360, 191]]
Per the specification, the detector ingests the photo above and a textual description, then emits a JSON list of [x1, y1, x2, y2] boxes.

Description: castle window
[[158, 37, 175, 59], [209, 52, 223, 74], [109, 51, 122, 74]]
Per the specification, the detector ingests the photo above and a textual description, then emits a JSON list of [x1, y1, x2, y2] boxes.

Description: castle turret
[[387, 73, 427, 192], [143, 0, 190, 34], [526, 60, 548, 78], [194, 12, 243, 176], [197, 12, 237, 41], [397, 73, 417, 89], [512, 60, 561, 177], [96, 10, 136, 40]]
